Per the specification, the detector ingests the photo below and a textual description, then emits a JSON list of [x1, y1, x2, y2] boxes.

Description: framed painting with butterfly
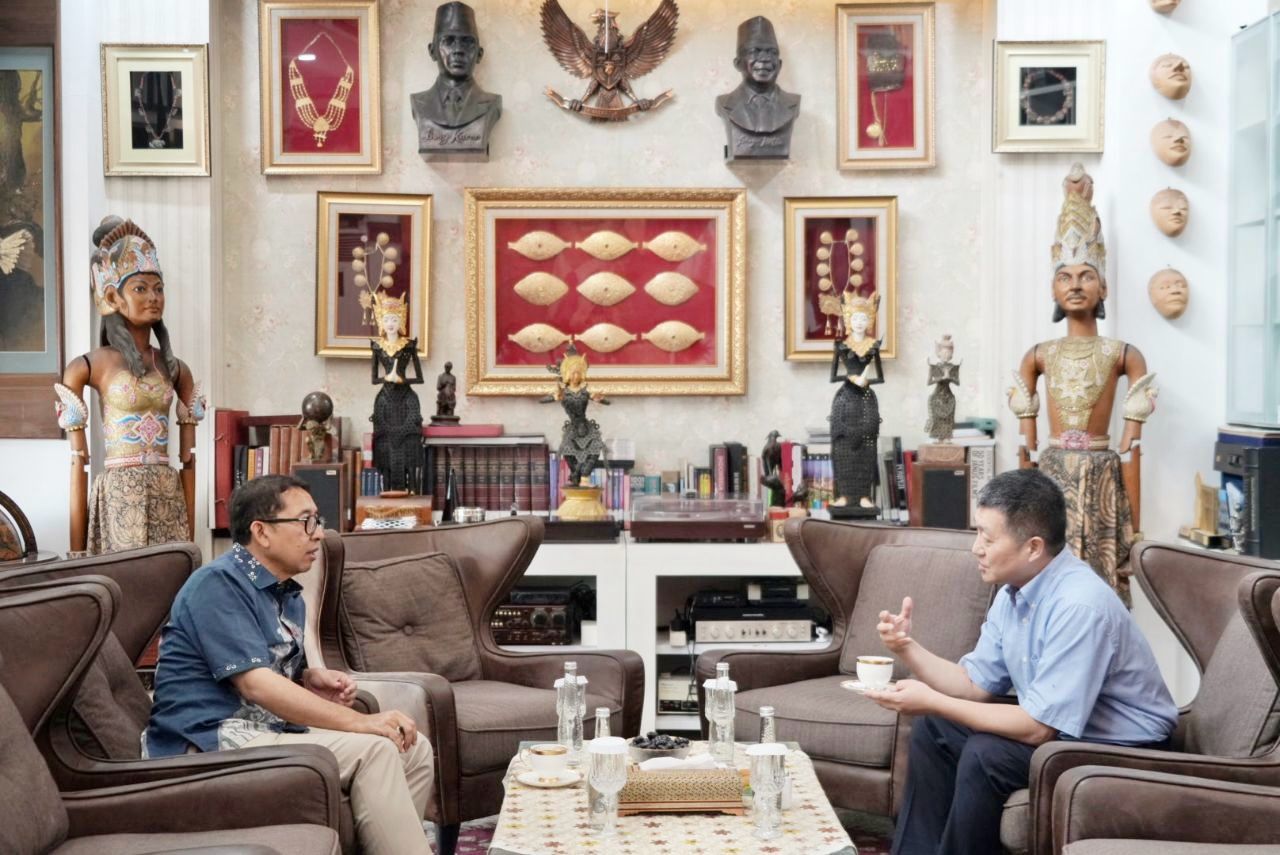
[[784, 196, 897, 362], [464, 187, 747, 396], [259, 0, 381, 174], [101, 44, 210, 176]]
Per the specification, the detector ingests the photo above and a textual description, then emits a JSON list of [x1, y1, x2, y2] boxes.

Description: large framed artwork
[[316, 192, 431, 357], [836, 2, 935, 170], [465, 188, 747, 396], [259, 0, 381, 174], [993, 41, 1105, 153], [784, 197, 898, 362], [100, 44, 210, 176], [0, 47, 61, 438]]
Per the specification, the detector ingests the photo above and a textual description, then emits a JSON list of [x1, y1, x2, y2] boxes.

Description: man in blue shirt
[[867, 468, 1177, 855], [144, 475, 434, 855]]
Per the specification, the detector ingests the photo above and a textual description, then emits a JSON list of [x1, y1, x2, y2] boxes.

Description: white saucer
[[516, 769, 582, 788], [841, 679, 896, 694]]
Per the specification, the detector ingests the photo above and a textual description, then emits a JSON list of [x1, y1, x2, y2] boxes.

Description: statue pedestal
[[556, 485, 607, 521], [918, 443, 966, 465], [430, 414, 460, 425], [829, 504, 880, 520]]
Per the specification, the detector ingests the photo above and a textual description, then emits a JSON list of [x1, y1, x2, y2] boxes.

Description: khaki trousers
[[243, 728, 434, 855]]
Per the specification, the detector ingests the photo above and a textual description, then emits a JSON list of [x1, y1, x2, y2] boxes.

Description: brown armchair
[[0, 575, 343, 855], [306, 518, 644, 854], [1001, 544, 1280, 855], [0, 544, 365, 854], [695, 518, 993, 817]]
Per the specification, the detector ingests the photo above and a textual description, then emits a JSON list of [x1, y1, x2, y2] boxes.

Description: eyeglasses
[[258, 514, 325, 536]]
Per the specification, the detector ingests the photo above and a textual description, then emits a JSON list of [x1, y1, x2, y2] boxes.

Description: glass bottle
[[557, 661, 584, 765], [705, 661, 736, 764], [758, 705, 776, 744], [594, 707, 611, 739]]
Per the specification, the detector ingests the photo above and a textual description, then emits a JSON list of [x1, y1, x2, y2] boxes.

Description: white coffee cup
[[856, 655, 894, 689], [520, 743, 570, 776]]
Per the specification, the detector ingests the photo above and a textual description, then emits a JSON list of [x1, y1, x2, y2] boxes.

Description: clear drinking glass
[[748, 743, 788, 840], [587, 736, 629, 837]]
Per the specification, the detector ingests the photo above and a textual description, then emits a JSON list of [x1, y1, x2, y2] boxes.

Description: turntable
[[630, 495, 766, 542]]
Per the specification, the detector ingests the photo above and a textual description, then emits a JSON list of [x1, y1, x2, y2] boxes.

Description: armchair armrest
[[1027, 741, 1280, 855], [1052, 766, 1280, 850], [694, 647, 841, 737], [481, 649, 645, 737], [62, 755, 342, 838], [351, 688, 379, 714]]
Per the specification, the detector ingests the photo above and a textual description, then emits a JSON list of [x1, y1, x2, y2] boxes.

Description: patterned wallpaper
[[218, 0, 987, 469]]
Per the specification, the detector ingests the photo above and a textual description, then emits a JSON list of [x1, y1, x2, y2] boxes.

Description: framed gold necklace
[[287, 32, 354, 146]]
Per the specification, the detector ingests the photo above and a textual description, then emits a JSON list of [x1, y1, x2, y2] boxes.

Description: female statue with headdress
[[1008, 164, 1158, 606], [369, 292, 424, 491], [55, 217, 206, 555], [829, 291, 883, 509], [543, 343, 609, 488]]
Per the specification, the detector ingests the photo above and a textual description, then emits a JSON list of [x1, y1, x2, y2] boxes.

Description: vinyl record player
[[630, 495, 766, 542]]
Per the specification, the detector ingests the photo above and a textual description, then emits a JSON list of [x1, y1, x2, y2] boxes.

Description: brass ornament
[[642, 320, 705, 352], [507, 230, 571, 260], [814, 226, 875, 339], [513, 271, 570, 305], [508, 323, 572, 352], [287, 32, 355, 147], [575, 230, 639, 260], [642, 230, 706, 261], [540, 0, 679, 121], [576, 322, 638, 352], [643, 271, 699, 306], [576, 271, 636, 306]]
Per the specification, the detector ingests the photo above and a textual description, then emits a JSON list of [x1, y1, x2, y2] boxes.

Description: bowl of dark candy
[[628, 732, 691, 762]]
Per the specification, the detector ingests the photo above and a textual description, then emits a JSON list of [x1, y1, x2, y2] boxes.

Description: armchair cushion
[[68, 633, 152, 760], [735, 675, 897, 767], [453, 680, 620, 775], [339, 551, 482, 682], [50, 824, 339, 855], [0, 675, 69, 854], [1002, 788, 1030, 854], [839, 544, 988, 679], [1184, 614, 1280, 758], [1064, 843, 1280, 854]]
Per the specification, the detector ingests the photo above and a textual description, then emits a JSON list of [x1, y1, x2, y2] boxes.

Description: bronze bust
[[716, 16, 800, 159], [410, 2, 502, 155]]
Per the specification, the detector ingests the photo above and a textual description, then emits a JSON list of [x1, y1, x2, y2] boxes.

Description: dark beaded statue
[[829, 293, 884, 509], [369, 294, 423, 491]]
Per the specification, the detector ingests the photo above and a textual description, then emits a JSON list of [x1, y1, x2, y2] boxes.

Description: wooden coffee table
[[489, 741, 858, 854]]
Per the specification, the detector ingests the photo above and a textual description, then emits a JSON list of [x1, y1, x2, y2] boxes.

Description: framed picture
[[316, 192, 431, 358], [993, 41, 1105, 153], [100, 44, 210, 176], [836, 2, 935, 170], [464, 187, 747, 397], [784, 197, 898, 362], [259, 0, 381, 174]]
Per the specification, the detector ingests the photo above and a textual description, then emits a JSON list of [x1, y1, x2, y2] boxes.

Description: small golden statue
[[541, 344, 610, 520]]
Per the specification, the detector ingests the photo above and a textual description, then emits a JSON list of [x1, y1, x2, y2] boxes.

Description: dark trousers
[[892, 715, 1036, 855]]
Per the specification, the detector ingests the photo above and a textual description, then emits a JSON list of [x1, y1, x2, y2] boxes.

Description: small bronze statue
[[716, 17, 800, 159], [432, 360, 460, 424], [925, 335, 960, 443], [410, 2, 502, 155], [298, 391, 336, 462], [540, 0, 678, 121], [829, 292, 883, 513], [369, 293, 424, 491], [542, 343, 609, 486]]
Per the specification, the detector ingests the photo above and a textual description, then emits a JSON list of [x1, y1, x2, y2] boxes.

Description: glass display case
[[1228, 12, 1280, 427]]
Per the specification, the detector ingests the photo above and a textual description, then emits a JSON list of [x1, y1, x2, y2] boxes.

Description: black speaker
[[291, 462, 350, 533], [910, 463, 970, 530]]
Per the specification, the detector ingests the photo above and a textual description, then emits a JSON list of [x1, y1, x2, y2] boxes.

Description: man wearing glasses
[[144, 475, 434, 855]]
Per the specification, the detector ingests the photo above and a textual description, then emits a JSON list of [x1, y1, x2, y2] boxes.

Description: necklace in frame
[[133, 72, 182, 149], [287, 31, 355, 147]]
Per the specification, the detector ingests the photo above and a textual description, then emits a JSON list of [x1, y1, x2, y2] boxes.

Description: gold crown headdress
[[558, 342, 589, 384], [1050, 162, 1105, 274], [840, 290, 880, 335], [90, 219, 162, 315], [372, 291, 407, 330]]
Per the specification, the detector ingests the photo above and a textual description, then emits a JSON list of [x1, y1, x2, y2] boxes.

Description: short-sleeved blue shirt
[[143, 544, 308, 757], [959, 547, 1178, 745]]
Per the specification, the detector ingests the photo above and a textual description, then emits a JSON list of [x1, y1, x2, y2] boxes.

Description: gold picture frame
[[993, 40, 1105, 153], [101, 44, 210, 177], [259, 0, 381, 174], [836, 2, 936, 170], [316, 192, 431, 358], [784, 197, 898, 362], [464, 187, 747, 397]]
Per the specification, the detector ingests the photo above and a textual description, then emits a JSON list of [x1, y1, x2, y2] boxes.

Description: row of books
[[231, 424, 324, 485]]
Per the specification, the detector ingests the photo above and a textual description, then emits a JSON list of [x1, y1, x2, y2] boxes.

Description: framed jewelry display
[[316, 192, 431, 357], [259, 0, 381, 174], [993, 41, 1105, 153], [101, 44, 210, 177], [784, 196, 897, 362], [836, 2, 935, 170], [464, 187, 747, 397]]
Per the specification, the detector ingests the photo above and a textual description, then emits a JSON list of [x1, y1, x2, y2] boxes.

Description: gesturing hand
[[877, 596, 914, 653], [303, 668, 357, 706]]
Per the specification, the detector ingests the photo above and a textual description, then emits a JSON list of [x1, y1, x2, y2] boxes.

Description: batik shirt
[[143, 544, 308, 756]]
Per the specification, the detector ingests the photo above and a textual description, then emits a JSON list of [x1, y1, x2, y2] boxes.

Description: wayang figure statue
[[925, 334, 960, 443], [55, 216, 206, 554], [1008, 163, 1158, 606], [410, 2, 502, 154], [542, 343, 609, 487], [369, 292, 424, 491], [433, 360, 460, 424], [829, 291, 883, 511], [715, 16, 800, 159], [298, 391, 335, 462]]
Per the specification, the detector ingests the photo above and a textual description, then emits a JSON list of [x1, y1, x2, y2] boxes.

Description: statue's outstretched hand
[[877, 596, 913, 653]]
